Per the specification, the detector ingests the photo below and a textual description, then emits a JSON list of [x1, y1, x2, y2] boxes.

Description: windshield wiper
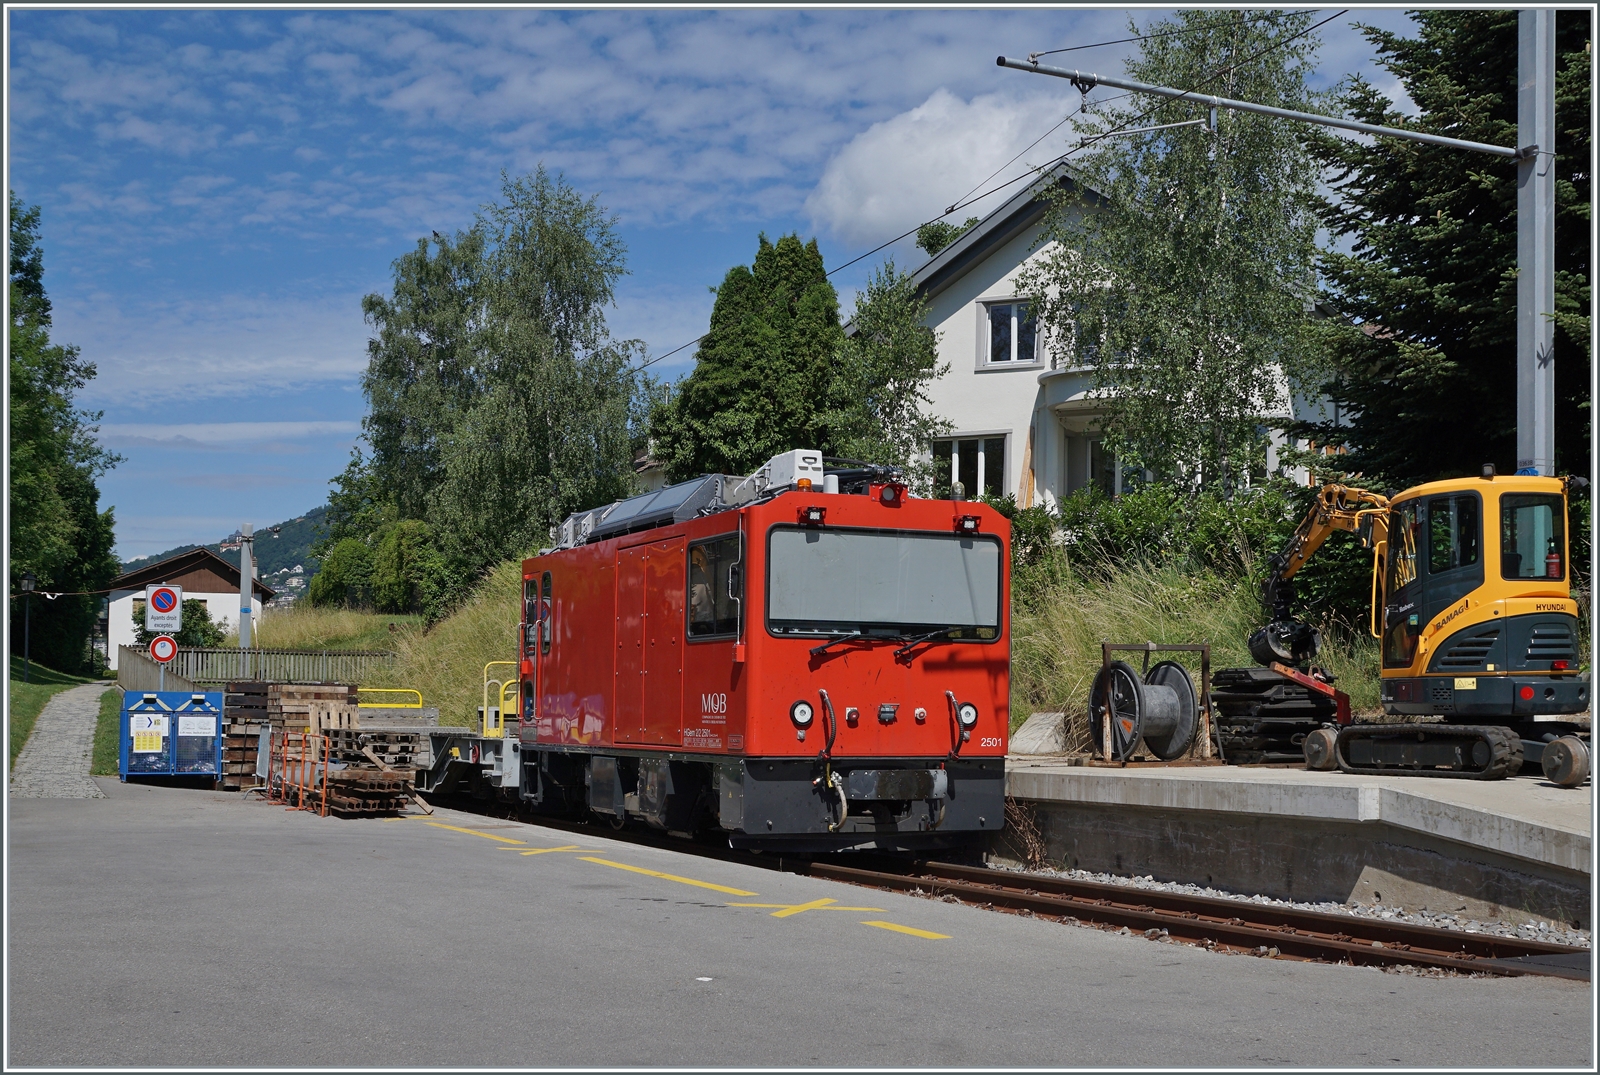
[[809, 632, 867, 657], [892, 627, 964, 662]]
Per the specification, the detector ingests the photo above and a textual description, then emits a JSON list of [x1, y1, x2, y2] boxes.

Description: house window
[[933, 436, 1006, 499], [1063, 433, 1147, 497], [985, 302, 1037, 365]]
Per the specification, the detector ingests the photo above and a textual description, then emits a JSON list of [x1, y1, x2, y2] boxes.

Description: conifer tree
[[1302, 10, 1591, 486], [650, 234, 843, 480]]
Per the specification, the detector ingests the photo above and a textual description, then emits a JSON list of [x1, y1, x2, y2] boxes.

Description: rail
[[121, 646, 396, 685], [800, 859, 1590, 980]]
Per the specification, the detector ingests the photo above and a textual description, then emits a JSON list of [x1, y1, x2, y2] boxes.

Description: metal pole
[[1517, 10, 1557, 476], [997, 57, 1527, 158], [238, 524, 253, 678], [23, 594, 30, 684]]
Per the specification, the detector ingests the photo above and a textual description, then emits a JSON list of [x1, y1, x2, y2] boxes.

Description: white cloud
[[99, 420, 361, 445], [805, 89, 1071, 247], [62, 292, 372, 407]]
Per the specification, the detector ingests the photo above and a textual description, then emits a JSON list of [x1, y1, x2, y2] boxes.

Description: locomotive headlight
[[791, 700, 815, 727], [957, 702, 979, 728]]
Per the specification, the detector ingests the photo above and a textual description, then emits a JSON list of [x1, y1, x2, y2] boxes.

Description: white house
[[906, 165, 1320, 507], [106, 548, 276, 669]]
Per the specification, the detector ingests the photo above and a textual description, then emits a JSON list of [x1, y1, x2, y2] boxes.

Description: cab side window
[[1427, 494, 1480, 574], [687, 534, 741, 639], [540, 571, 552, 654]]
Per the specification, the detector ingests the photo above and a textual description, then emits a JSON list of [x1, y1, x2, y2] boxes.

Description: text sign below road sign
[[145, 584, 182, 633], [149, 635, 177, 664]]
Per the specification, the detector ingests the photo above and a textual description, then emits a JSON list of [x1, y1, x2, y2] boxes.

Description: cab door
[[615, 537, 685, 746], [1382, 499, 1424, 669], [615, 546, 648, 744], [641, 537, 685, 746], [1421, 492, 1484, 625]]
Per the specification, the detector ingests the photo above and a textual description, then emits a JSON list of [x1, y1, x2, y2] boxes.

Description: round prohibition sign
[[149, 635, 178, 663], [149, 587, 179, 614]]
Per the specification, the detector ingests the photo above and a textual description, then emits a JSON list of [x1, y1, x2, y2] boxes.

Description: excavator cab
[[1372, 475, 1583, 706]]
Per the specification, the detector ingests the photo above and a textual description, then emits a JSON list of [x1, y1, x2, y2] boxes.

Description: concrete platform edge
[[1005, 768, 1590, 875]]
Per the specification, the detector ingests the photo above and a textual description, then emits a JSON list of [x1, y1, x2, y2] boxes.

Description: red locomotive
[[510, 450, 1010, 852]]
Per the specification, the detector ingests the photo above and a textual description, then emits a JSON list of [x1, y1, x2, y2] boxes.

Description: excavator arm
[[1253, 483, 1390, 666]]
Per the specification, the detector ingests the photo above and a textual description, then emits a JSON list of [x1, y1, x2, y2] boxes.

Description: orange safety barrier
[[266, 730, 329, 817]]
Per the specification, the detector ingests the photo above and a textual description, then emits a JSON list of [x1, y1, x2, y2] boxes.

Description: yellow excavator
[[1248, 466, 1590, 786]]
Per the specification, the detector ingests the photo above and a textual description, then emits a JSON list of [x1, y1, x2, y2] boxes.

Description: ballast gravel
[[991, 863, 1592, 950]]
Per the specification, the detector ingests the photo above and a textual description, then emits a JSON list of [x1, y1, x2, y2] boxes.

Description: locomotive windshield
[[766, 526, 1001, 637]]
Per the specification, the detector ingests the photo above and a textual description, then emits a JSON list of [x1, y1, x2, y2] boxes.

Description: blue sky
[[7, 5, 1418, 559]]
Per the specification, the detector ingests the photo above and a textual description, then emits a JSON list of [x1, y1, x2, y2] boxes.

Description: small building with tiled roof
[[105, 548, 276, 669]]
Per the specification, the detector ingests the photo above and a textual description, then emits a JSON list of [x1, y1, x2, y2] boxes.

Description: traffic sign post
[[150, 634, 177, 690], [145, 584, 183, 634]]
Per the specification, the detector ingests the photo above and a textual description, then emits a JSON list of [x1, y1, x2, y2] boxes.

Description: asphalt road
[[7, 779, 1593, 1068]]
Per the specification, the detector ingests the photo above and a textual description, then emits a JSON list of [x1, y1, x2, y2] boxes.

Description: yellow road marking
[[423, 821, 526, 845], [580, 856, 757, 896], [495, 844, 607, 856], [729, 899, 887, 917], [861, 920, 950, 940]]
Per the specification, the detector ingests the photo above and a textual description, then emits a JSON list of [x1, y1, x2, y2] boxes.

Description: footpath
[[9, 682, 108, 799]]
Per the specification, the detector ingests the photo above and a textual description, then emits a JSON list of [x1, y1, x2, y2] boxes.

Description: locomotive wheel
[[1541, 735, 1591, 788], [1089, 661, 1144, 762], [1302, 726, 1339, 770], [1141, 660, 1200, 760]]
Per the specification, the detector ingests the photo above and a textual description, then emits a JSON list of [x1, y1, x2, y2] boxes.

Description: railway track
[[793, 859, 1591, 981], [417, 794, 1589, 981]]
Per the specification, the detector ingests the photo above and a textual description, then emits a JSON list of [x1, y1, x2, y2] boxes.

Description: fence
[[116, 648, 200, 693], [118, 646, 395, 686]]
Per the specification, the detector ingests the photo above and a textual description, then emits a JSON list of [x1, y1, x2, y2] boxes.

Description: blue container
[[120, 691, 224, 779]]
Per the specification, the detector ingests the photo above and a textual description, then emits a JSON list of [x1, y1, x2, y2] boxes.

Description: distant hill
[[119, 506, 328, 602]]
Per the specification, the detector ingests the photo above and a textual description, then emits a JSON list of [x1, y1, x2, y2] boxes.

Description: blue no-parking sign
[[144, 584, 182, 633]]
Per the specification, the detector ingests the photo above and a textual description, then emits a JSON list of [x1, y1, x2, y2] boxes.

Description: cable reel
[[1089, 660, 1200, 762]]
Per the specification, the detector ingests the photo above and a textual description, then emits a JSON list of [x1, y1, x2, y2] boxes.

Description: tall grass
[[226, 605, 422, 651], [365, 560, 523, 726], [1010, 556, 1382, 747]]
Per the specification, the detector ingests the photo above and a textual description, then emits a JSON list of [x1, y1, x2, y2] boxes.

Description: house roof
[[904, 161, 1100, 306], [109, 547, 277, 601]]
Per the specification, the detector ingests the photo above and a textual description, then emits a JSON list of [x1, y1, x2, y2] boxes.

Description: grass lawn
[[91, 687, 123, 776], [8, 655, 98, 767]]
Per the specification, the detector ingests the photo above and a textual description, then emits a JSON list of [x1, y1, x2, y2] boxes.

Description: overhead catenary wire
[[633, 9, 1345, 375], [1026, 8, 1320, 62]]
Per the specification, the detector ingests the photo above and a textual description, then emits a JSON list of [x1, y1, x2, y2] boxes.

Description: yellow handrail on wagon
[[482, 661, 517, 739], [357, 688, 424, 709]]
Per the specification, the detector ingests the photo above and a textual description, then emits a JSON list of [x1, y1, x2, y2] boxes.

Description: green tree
[[370, 519, 447, 615], [8, 192, 120, 672], [825, 260, 950, 485], [326, 168, 643, 618], [1019, 10, 1325, 489], [1301, 10, 1591, 486], [915, 216, 978, 257], [307, 538, 373, 609], [650, 234, 843, 480], [132, 599, 225, 648]]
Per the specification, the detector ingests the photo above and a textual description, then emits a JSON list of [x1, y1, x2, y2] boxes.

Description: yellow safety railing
[[358, 688, 424, 709], [482, 661, 517, 739]]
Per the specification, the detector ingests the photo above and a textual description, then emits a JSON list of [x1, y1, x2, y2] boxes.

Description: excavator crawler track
[[1335, 724, 1523, 780]]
